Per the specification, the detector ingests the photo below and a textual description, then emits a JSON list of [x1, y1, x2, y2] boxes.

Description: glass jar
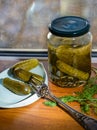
[[47, 16, 92, 87]]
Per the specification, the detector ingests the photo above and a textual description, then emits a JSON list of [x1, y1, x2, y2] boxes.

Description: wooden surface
[[0, 57, 97, 130]]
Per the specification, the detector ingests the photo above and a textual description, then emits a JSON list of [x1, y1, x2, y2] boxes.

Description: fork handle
[[48, 92, 97, 130]]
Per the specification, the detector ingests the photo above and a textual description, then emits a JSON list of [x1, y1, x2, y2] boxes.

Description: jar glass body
[[47, 32, 92, 87]]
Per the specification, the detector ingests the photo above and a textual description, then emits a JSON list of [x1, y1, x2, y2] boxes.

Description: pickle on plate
[[56, 60, 89, 81], [3, 78, 32, 95], [14, 68, 44, 85], [10, 58, 39, 74]]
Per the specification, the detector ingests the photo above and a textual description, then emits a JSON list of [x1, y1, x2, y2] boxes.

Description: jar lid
[[49, 16, 90, 37]]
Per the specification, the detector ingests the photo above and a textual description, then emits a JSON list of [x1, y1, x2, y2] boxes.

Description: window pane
[[0, 0, 96, 50]]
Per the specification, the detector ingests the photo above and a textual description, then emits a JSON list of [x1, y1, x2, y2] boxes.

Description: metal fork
[[14, 68, 97, 130]]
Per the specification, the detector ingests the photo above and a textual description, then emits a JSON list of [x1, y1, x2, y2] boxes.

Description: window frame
[[0, 49, 96, 59]]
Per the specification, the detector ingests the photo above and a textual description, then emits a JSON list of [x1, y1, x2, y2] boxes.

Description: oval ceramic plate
[[0, 63, 48, 108]]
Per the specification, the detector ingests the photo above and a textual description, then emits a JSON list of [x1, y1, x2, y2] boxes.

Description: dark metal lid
[[49, 16, 90, 37]]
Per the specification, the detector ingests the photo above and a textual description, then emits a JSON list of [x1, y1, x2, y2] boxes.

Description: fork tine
[[30, 75, 43, 85]]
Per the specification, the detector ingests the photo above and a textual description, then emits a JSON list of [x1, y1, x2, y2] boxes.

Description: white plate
[[0, 63, 48, 108]]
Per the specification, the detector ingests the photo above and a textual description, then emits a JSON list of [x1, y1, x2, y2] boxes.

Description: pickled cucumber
[[56, 43, 91, 67], [11, 58, 39, 74], [56, 45, 74, 65], [56, 60, 89, 81], [14, 68, 44, 85], [48, 44, 57, 65], [3, 78, 32, 95]]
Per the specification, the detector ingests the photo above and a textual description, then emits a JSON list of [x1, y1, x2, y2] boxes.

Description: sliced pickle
[[13, 68, 44, 85], [3, 77, 32, 95], [56, 60, 89, 81]]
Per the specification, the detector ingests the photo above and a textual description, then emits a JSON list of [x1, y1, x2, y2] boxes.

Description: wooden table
[[0, 57, 97, 130]]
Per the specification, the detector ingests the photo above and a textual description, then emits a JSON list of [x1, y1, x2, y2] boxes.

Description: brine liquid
[[48, 42, 91, 87]]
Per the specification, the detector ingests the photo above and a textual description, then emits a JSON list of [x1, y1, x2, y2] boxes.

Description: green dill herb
[[43, 101, 57, 107]]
